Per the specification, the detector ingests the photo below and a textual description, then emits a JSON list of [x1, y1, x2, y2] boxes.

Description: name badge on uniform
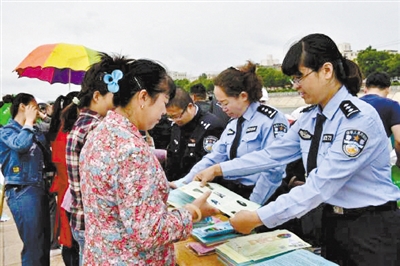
[[246, 126, 257, 133], [322, 134, 333, 142], [227, 129, 235, 136], [342, 129, 368, 157], [298, 129, 312, 140]]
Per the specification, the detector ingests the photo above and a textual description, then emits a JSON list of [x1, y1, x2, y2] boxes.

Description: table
[[175, 214, 228, 266], [174, 237, 223, 266]]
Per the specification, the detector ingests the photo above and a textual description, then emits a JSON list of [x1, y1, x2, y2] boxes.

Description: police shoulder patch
[[342, 129, 368, 157], [300, 105, 317, 113], [257, 105, 277, 119], [203, 135, 218, 153], [339, 100, 360, 118], [273, 123, 288, 137]]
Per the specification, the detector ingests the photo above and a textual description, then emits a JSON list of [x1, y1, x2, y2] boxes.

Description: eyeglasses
[[290, 71, 314, 85], [167, 105, 188, 120], [216, 100, 229, 108]]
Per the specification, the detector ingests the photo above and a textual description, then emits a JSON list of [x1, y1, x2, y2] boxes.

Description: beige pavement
[[0, 203, 64, 266]]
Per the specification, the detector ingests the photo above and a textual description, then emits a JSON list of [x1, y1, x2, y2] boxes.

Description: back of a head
[[48, 91, 79, 139], [213, 61, 263, 102], [282, 33, 362, 96], [190, 83, 207, 100], [366, 72, 391, 89], [166, 88, 193, 109], [112, 59, 176, 108]]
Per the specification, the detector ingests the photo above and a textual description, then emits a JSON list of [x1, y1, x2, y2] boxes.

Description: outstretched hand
[[229, 210, 263, 234], [191, 190, 220, 218], [193, 164, 222, 187]]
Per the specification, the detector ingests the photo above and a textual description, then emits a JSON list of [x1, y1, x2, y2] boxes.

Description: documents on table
[[168, 181, 260, 217]]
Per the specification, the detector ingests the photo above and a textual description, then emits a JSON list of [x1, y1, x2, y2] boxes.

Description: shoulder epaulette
[[300, 105, 317, 113], [339, 100, 360, 118], [257, 105, 277, 119]]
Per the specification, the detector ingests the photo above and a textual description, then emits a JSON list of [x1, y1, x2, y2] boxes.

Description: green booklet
[[391, 165, 400, 207]]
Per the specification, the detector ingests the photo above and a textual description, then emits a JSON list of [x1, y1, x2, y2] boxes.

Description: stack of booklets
[[168, 181, 260, 217], [191, 221, 243, 247], [216, 229, 337, 265]]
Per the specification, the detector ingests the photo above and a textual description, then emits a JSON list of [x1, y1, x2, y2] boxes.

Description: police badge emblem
[[203, 136, 219, 153], [342, 129, 368, 157], [273, 123, 288, 137]]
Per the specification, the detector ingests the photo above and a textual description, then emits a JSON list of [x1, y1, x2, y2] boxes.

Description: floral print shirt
[[79, 110, 193, 265]]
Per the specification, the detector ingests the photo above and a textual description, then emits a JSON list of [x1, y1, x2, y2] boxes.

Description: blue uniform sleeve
[[175, 130, 230, 187], [0, 125, 35, 153], [256, 113, 385, 228], [221, 121, 302, 177]]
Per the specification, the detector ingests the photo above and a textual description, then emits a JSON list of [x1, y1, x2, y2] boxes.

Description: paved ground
[[0, 203, 64, 266]]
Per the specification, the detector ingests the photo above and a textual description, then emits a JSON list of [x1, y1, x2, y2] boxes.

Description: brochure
[[168, 181, 260, 217]]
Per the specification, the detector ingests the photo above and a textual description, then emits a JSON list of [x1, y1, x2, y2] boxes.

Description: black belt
[[328, 201, 397, 216]]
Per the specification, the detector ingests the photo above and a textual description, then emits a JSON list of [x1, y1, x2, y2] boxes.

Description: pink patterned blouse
[[80, 110, 193, 265]]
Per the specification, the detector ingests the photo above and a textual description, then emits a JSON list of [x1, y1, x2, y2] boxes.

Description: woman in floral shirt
[[79, 58, 217, 265]]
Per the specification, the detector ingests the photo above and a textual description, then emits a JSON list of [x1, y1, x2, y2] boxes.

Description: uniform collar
[[318, 86, 350, 120], [242, 102, 260, 121]]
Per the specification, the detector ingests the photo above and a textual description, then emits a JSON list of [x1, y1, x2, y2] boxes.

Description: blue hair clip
[[103, 70, 123, 93]]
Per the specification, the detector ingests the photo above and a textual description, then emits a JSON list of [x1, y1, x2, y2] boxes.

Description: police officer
[[193, 34, 400, 266], [173, 62, 289, 205], [164, 88, 225, 181]]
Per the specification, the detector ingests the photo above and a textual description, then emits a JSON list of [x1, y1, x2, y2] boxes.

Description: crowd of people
[[0, 33, 399, 266]]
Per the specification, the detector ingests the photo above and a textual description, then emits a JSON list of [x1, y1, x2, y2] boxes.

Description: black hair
[[166, 87, 193, 109], [0, 94, 13, 109], [366, 71, 391, 89], [190, 83, 207, 99], [281, 33, 362, 96], [213, 61, 263, 102], [113, 59, 176, 107], [47, 91, 79, 141], [10, 93, 35, 119], [62, 52, 134, 127]]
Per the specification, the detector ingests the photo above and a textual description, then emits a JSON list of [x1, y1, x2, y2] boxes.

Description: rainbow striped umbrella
[[14, 43, 101, 85]]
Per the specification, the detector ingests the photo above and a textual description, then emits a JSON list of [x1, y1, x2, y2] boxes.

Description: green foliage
[[256, 66, 291, 88], [356, 46, 398, 78], [174, 79, 191, 91]]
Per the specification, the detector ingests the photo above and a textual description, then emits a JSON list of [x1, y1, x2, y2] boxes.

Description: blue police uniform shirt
[[220, 86, 400, 228], [176, 101, 289, 205]]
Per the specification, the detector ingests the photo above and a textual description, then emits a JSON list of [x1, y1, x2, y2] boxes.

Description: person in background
[[37, 102, 52, 134], [172, 61, 289, 206], [64, 53, 120, 265], [0, 94, 13, 126], [164, 88, 225, 181], [47, 91, 80, 266], [0, 93, 51, 266], [259, 87, 269, 105], [79, 58, 218, 265], [209, 95, 231, 127], [189, 83, 211, 112], [194, 33, 400, 266], [360, 71, 400, 168]]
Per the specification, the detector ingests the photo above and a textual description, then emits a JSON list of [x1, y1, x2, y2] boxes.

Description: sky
[[1, 0, 400, 102]]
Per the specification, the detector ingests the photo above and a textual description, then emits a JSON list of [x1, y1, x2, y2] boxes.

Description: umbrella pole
[[68, 69, 71, 92]]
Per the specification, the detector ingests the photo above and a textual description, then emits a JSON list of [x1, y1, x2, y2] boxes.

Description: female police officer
[[193, 34, 400, 266], [172, 61, 289, 205]]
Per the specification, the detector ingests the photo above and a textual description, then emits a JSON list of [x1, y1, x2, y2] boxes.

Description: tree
[[256, 66, 291, 89], [174, 79, 191, 91], [356, 46, 391, 78]]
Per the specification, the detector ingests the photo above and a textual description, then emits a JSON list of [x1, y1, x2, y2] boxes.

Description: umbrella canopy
[[14, 43, 101, 85]]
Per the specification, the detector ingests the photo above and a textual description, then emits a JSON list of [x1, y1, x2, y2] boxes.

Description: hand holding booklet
[[168, 181, 260, 217]]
